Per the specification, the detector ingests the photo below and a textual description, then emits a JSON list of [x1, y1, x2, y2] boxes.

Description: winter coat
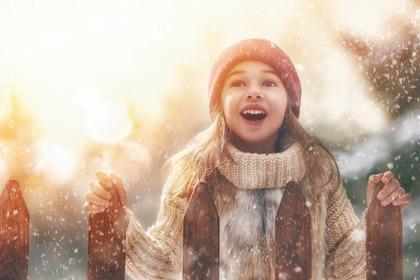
[[124, 142, 367, 279]]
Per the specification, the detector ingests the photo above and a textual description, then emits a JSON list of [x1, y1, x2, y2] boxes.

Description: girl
[[83, 38, 412, 279]]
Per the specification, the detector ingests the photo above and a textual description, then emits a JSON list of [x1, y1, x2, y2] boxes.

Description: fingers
[[373, 171, 412, 213], [84, 171, 126, 214], [392, 192, 412, 213], [96, 171, 113, 189], [83, 202, 106, 213], [381, 171, 394, 184], [85, 191, 111, 207], [368, 171, 394, 189], [377, 178, 400, 205], [110, 172, 127, 208], [84, 188, 112, 214], [366, 174, 384, 207], [388, 186, 412, 213], [368, 171, 396, 202], [89, 180, 112, 200], [368, 174, 383, 188], [367, 171, 412, 213]]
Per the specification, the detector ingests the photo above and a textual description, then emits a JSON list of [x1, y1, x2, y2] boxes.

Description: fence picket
[[275, 182, 312, 280], [88, 188, 126, 280], [183, 182, 219, 280], [366, 181, 403, 280], [0, 180, 30, 280]]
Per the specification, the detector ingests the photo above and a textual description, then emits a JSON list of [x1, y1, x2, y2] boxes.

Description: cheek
[[273, 94, 288, 123], [279, 92, 288, 113], [221, 94, 234, 119], [280, 102, 287, 118]]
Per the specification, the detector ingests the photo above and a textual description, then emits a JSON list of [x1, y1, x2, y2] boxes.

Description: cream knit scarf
[[219, 142, 306, 189], [213, 142, 307, 280]]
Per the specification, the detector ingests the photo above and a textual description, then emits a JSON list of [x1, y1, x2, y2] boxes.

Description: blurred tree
[[342, 24, 419, 119]]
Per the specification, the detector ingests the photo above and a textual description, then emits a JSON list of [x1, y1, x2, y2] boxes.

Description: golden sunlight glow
[[0, 0, 415, 187], [0, 0, 401, 142], [108, 141, 151, 186], [331, 0, 413, 40], [84, 96, 133, 144], [0, 158, 7, 194], [34, 141, 75, 181], [0, 89, 12, 124]]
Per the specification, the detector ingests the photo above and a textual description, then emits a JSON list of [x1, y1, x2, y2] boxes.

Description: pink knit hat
[[208, 38, 301, 119]]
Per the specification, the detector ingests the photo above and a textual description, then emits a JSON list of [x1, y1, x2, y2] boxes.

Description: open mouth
[[240, 109, 267, 122]]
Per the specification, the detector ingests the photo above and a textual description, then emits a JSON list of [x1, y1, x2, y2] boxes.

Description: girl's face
[[221, 60, 288, 154]]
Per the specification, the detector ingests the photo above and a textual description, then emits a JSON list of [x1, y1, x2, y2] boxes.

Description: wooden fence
[[366, 182, 403, 279], [0, 180, 29, 280], [0, 180, 127, 280], [0, 180, 403, 279], [87, 187, 126, 280], [182, 181, 402, 280]]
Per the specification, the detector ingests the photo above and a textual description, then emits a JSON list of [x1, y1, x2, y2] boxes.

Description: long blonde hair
[[166, 99, 339, 200], [277, 101, 340, 193], [165, 103, 231, 199]]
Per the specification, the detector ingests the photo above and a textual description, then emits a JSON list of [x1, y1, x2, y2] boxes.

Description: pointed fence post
[[366, 181, 403, 280], [0, 180, 30, 280], [88, 187, 126, 280], [183, 182, 219, 280], [275, 182, 311, 280]]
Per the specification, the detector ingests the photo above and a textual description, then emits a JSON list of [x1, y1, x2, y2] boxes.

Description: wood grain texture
[[0, 180, 30, 280], [183, 182, 219, 280], [366, 181, 403, 280], [88, 188, 126, 280], [275, 182, 311, 280]]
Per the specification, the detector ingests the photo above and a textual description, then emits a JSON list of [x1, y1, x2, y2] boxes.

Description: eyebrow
[[226, 70, 244, 81], [262, 70, 278, 75], [225, 69, 279, 81]]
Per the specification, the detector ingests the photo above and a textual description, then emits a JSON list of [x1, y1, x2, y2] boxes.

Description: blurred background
[[0, 0, 418, 278]]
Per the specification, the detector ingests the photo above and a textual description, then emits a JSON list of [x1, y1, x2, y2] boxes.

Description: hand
[[366, 171, 411, 213], [83, 171, 127, 213]]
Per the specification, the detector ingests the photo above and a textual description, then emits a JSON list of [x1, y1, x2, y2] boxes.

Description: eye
[[230, 80, 246, 87], [262, 80, 277, 87]]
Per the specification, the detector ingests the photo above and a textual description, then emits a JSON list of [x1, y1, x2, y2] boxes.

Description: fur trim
[[209, 172, 330, 280], [212, 176, 284, 280]]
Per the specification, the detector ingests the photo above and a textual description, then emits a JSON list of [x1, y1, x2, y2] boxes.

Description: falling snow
[[0, 0, 419, 279]]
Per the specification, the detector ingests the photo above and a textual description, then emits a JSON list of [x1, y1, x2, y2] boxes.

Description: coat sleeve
[[324, 178, 367, 280], [125, 182, 187, 280]]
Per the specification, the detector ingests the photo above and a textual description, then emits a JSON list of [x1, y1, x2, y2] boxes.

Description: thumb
[[110, 173, 127, 208], [366, 174, 383, 207], [96, 170, 113, 189]]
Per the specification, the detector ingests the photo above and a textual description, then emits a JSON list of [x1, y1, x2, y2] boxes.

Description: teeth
[[242, 109, 265, 115]]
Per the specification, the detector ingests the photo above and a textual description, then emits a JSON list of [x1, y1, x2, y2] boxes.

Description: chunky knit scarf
[[220, 142, 306, 189]]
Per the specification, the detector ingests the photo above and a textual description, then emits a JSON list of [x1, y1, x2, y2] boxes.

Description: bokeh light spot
[[34, 141, 74, 181], [84, 98, 133, 144]]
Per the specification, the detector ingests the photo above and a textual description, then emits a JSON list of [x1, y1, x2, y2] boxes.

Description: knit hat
[[208, 38, 301, 119]]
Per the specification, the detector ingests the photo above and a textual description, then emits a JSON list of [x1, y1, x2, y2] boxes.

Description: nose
[[245, 85, 264, 100]]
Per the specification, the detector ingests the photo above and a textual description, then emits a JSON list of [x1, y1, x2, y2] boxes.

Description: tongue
[[242, 113, 266, 121]]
